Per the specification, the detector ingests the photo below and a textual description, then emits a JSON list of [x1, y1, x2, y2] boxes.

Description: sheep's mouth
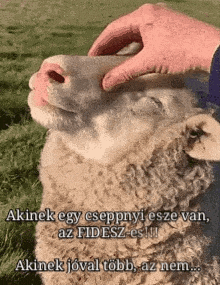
[[29, 89, 78, 115], [46, 99, 78, 114]]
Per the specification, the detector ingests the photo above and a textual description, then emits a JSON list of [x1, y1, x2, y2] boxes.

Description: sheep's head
[[28, 55, 220, 164]]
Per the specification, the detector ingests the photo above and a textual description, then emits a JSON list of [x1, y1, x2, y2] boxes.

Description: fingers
[[88, 14, 142, 56], [88, 3, 160, 56], [102, 50, 155, 90]]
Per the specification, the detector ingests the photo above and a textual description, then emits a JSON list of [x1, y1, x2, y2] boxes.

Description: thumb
[[102, 50, 163, 91]]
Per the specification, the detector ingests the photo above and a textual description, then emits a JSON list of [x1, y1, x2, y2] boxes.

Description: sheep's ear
[[185, 114, 220, 161]]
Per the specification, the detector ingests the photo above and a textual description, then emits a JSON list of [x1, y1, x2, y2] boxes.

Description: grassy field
[[0, 0, 219, 284]]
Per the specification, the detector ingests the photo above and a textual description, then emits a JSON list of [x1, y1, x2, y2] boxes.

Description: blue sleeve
[[201, 45, 220, 260], [208, 45, 220, 105], [183, 46, 220, 110]]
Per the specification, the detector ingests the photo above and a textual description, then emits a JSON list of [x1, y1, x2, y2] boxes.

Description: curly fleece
[[35, 121, 219, 285]]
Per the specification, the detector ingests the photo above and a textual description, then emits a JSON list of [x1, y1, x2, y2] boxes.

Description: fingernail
[[103, 74, 115, 91]]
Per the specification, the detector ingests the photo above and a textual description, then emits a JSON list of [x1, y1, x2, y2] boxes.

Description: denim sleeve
[[183, 46, 220, 260], [202, 45, 220, 259], [208, 45, 220, 106]]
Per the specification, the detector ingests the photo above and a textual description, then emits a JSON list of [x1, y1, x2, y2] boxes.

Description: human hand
[[88, 3, 220, 91]]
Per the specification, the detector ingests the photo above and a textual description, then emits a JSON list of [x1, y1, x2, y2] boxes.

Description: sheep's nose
[[47, 70, 65, 83], [36, 62, 66, 85], [30, 62, 66, 106]]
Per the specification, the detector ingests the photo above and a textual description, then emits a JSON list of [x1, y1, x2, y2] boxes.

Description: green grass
[[0, 121, 45, 284], [0, 0, 219, 284]]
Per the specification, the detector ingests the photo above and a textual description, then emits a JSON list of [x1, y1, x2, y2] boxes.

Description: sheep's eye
[[150, 97, 165, 113], [151, 97, 162, 107]]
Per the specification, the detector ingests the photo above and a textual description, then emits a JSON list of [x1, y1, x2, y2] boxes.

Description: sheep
[[28, 53, 220, 285]]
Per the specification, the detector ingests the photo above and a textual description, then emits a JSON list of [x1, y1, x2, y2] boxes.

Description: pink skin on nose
[[33, 63, 66, 106]]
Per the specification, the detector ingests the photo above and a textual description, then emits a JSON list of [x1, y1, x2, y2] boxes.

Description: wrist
[[196, 28, 220, 72]]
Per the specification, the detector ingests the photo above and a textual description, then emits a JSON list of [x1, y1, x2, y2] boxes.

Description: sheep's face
[[28, 55, 195, 129], [28, 55, 220, 164]]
